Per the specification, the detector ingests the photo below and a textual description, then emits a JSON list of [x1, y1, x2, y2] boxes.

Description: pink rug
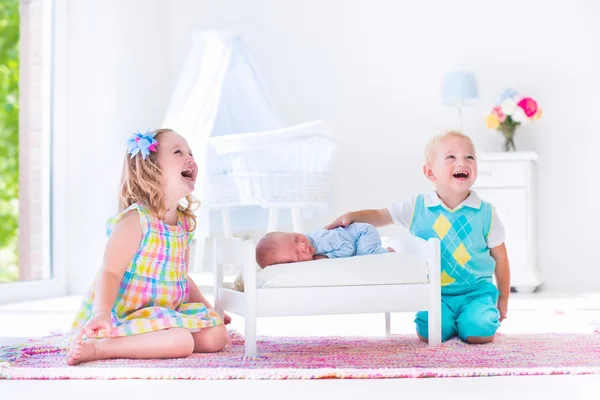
[[1, 331, 599, 379]]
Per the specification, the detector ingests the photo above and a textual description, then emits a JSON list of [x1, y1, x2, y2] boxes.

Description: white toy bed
[[213, 236, 442, 356]]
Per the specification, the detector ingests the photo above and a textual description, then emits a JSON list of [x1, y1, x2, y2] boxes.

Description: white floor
[[2, 290, 600, 399]]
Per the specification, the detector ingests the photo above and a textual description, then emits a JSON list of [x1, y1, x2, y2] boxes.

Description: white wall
[[63, 0, 172, 293], [166, 0, 600, 292], [62, 0, 600, 293]]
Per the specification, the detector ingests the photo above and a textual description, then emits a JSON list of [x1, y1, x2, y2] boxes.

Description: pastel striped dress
[[71, 203, 223, 338]]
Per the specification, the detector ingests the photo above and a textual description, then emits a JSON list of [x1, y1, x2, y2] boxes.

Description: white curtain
[[162, 31, 282, 202]]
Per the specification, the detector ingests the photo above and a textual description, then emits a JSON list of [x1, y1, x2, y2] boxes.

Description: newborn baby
[[255, 222, 394, 268]]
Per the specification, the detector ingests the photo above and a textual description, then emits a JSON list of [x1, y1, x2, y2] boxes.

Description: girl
[[68, 129, 229, 365]]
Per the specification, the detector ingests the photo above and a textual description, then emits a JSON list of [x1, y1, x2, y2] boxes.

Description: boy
[[326, 131, 510, 344]]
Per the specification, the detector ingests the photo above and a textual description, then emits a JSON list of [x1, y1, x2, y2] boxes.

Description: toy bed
[[213, 236, 442, 356]]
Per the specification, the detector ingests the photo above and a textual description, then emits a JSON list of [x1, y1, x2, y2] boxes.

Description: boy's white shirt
[[387, 191, 505, 249]]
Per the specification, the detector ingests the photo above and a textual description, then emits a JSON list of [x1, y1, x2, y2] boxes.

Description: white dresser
[[472, 151, 541, 293]]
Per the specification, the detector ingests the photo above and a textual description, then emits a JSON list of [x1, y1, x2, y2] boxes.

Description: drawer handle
[[479, 170, 492, 176]]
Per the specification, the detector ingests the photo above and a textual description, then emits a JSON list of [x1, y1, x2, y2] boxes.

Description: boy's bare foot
[[387, 247, 396, 253], [67, 338, 97, 366]]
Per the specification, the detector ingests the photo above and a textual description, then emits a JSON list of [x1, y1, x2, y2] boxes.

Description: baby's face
[[425, 136, 477, 194], [271, 233, 315, 264]]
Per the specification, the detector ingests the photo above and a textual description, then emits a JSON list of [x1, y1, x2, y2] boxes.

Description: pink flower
[[491, 106, 507, 122], [518, 97, 538, 118]]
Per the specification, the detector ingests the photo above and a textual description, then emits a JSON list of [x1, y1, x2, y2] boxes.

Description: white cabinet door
[[474, 188, 528, 288]]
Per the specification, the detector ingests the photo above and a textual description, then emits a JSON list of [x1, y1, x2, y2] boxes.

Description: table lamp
[[442, 71, 479, 131]]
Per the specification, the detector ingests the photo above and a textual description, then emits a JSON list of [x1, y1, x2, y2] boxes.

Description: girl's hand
[[78, 311, 114, 340], [498, 296, 508, 322], [224, 312, 232, 325], [325, 213, 352, 230]]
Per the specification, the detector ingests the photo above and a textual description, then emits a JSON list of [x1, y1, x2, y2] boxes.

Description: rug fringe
[[3, 366, 600, 380], [0, 333, 68, 364]]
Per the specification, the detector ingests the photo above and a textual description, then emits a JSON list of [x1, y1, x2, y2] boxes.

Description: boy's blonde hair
[[118, 128, 199, 232], [424, 130, 475, 164]]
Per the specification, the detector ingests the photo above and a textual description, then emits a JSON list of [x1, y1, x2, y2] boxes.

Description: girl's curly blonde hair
[[118, 128, 199, 232]]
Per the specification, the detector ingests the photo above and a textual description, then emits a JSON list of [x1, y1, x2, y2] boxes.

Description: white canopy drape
[[162, 31, 282, 203]]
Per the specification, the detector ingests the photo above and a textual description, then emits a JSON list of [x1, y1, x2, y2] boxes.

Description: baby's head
[[119, 129, 198, 225], [423, 130, 477, 194], [255, 232, 316, 268]]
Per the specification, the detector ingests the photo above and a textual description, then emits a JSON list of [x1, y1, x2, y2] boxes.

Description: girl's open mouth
[[181, 168, 194, 181]]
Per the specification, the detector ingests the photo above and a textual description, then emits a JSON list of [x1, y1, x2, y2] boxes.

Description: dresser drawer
[[474, 160, 529, 188]]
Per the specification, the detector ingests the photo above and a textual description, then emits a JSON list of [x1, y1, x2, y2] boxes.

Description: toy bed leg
[[427, 238, 442, 346], [213, 241, 224, 318], [384, 312, 391, 336], [244, 241, 258, 357], [244, 308, 257, 357]]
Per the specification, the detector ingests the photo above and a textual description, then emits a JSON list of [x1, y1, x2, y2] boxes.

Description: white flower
[[500, 98, 518, 116], [511, 107, 528, 123]]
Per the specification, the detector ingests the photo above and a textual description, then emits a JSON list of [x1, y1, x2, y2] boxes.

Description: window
[[0, 0, 20, 285], [0, 0, 65, 302]]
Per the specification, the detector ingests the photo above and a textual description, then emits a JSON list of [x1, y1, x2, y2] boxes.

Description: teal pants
[[415, 283, 500, 342]]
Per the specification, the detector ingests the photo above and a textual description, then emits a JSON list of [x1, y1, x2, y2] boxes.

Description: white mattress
[[250, 252, 429, 289]]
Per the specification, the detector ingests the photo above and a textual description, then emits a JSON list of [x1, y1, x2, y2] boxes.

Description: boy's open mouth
[[181, 168, 194, 180], [453, 170, 470, 180]]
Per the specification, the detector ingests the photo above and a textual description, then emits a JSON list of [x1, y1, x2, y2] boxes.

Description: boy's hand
[[497, 296, 508, 322], [325, 213, 353, 230], [224, 312, 232, 325]]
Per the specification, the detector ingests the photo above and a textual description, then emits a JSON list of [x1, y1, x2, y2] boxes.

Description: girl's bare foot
[[67, 338, 97, 366], [387, 247, 396, 252]]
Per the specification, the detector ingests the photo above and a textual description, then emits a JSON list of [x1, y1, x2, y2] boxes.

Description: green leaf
[[0, 0, 19, 277]]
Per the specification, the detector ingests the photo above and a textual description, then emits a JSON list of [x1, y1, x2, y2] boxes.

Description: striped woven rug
[[1, 330, 599, 379]]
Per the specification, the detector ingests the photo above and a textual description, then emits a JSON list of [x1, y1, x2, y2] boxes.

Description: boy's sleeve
[[387, 195, 417, 229], [487, 206, 506, 248]]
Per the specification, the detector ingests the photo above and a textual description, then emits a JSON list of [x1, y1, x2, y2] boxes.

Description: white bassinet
[[207, 120, 336, 207], [162, 31, 336, 269]]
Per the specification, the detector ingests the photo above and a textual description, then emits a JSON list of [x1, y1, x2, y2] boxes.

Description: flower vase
[[499, 125, 517, 152]]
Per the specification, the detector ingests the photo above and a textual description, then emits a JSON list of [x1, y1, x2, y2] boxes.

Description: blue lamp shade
[[442, 71, 479, 106]]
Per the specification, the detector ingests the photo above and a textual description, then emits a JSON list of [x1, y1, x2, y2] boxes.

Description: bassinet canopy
[[162, 31, 335, 237]]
